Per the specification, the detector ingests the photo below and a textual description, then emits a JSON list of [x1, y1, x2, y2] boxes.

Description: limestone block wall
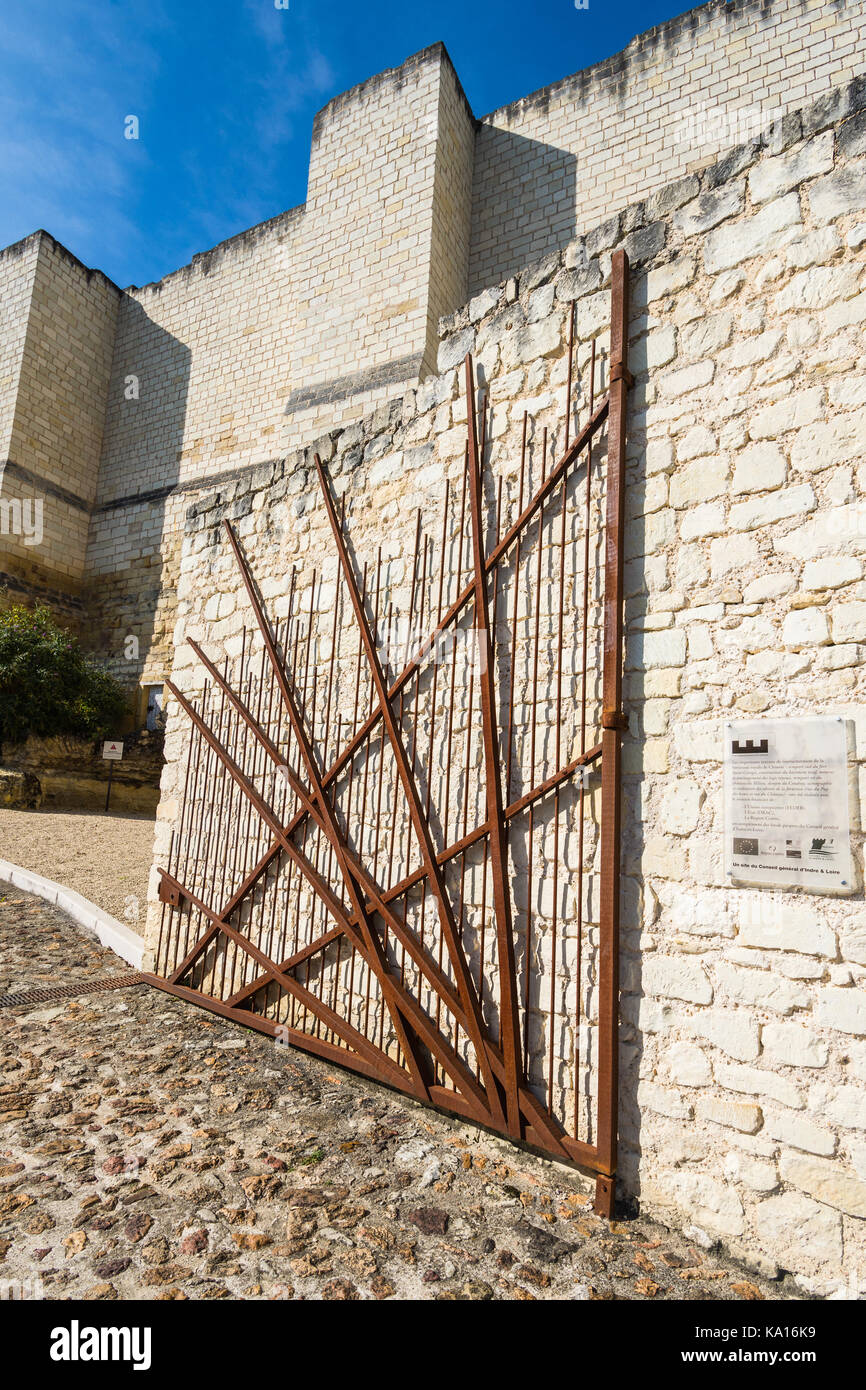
[[0, 234, 118, 609], [0, 235, 38, 460], [82, 44, 475, 686], [6, 1, 863, 680], [0, 235, 39, 606], [92, 43, 473, 519], [148, 75, 866, 1292], [81, 1, 866, 692], [291, 44, 473, 426], [425, 54, 476, 372], [469, 0, 866, 293], [95, 210, 301, 508]]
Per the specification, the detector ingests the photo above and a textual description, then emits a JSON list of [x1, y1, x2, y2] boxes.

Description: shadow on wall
[[469, 130, 578, 296], [82, 303, 191, 702]]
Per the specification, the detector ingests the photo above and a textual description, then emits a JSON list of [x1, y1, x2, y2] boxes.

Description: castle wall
[[0, 236, 38, 460], [0, 234, 118, 611], [147, 76, 866, 1293], [290, 44, 463, 427], [424, 54, 476, 373], [80, 45, 475, 686], [469, 0, 866, 293]]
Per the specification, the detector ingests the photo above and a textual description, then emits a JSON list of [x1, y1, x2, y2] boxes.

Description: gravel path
[[0, 809, 154, 923], [0, 890, 802, 1301]]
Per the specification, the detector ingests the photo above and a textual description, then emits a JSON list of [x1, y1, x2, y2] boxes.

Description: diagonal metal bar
[[165, 671, 492, 1117], [146, 972, 415, 1091], [187, 601, 495, 1115], [158, 868, 409, 1090], [315, 453, 508, 1129], [240, 399, 611, 878], [219, 738, 604, 999], [464, 352, 524, 1139], [225, 925, 343, 991], [220, 524, 433, 1102]]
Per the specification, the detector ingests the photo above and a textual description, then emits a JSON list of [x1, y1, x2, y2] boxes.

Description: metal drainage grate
[[0, 973, 146, 1010]]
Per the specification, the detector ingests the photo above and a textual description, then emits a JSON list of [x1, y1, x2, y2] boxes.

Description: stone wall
[[1, 732, 163, 813], [0, 236, 38, 461], [78, 43, 475, 689], [147, 75, 866, 1293], [0, 235, 118, 613], [470, 0, 866, 293], [4, 2, 865, 697]]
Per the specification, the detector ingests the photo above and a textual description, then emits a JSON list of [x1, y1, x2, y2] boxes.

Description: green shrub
[[0, 603, 128, 748]]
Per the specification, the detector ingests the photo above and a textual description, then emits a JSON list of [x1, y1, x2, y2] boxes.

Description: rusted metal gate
[[146, 251, 630, 1215]]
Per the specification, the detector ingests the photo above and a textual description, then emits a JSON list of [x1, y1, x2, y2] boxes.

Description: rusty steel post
[[594, 247, 631, 1218]]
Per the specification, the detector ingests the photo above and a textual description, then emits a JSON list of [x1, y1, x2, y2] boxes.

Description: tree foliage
[[0, 603, 128, 747]]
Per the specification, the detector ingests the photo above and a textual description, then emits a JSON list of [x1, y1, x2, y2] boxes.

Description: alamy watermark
[[50, 1321, 151, 1370], [672, 102, 788, 152], [0, 1274, 44, 1300], [0, 497, 42, 546], [376, 621, 488, 677]]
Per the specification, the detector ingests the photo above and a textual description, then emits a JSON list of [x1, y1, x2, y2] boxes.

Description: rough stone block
[[728, 484, 815, 532], [779, 1153, 866, 1218], [775, 263, 861, 313], [748, 131, 834, 206], [696, 1096, 762, 1133], [643, 954, 713, 1005], [714, 961, 809, 1015], [782, 607, 830, 649], [704, 194, 801, 274], [714, 1061, 803, 1111], [437, 327, 475, 373], [626, 627, 686, 671], [762, 1109, 836, 1156], [761, 1022, 829, 1069], [669, 457, 728, 508], [659, 1170, 744, 1238], [732, 441, 787, 494], [690, 1007, 760, 1062], [831, 602, 866, 644], [809, 163, 866, 224], [674, 184, 744, 237], [754, 1193, 842, 1269], [738, 902, 835, 957], [665, 1041, 711, 1087], [816, 987, 866, 1036], [803, 557, 861, 589]]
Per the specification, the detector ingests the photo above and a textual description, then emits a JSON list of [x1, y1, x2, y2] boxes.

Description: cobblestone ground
[[0, 889, 800, 1302]]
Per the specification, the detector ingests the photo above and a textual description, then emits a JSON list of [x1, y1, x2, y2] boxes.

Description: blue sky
[[0, 0, 695, 288]]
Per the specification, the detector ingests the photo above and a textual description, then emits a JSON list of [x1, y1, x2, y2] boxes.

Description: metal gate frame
[[144, 250, 630, 1216]]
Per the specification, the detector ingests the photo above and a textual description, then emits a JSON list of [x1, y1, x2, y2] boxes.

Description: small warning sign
[[102, 740, 124, 761]]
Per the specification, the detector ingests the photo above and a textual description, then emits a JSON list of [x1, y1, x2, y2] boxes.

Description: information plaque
[[724, 717, 853, 894]]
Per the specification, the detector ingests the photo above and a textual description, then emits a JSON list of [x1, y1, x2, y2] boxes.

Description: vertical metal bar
[[548, 416, 570, 1115], [505, 412, 528, 803], [316, 455, 505, 1128], [523, 428, 547, 1058], [574, 337, 597, 1133], [464, 353, 523, 1138], [594, 248, 630, 1217]]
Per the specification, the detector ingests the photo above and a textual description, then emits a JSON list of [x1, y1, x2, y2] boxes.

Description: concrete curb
[[0, 859, 145, 969]]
